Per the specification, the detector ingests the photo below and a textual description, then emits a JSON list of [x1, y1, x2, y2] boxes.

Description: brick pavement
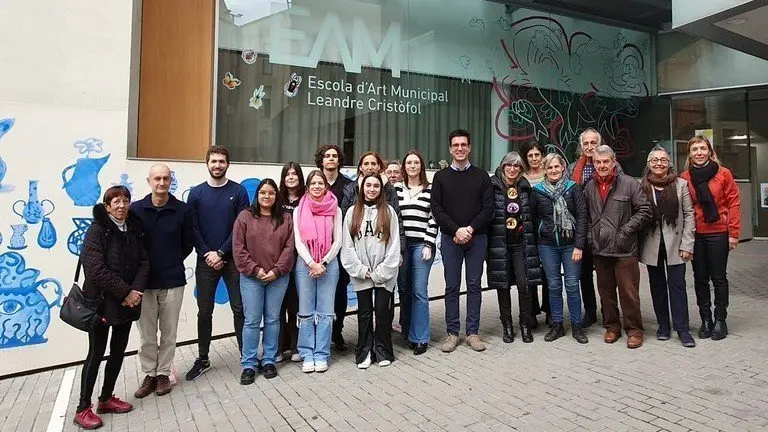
[[3, 241, 768, 432]]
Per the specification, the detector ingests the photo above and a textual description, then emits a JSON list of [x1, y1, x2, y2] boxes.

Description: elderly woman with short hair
[[639, 146, 696, 347]]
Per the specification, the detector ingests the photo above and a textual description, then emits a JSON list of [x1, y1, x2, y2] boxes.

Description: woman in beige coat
[[639, 147, 696, 347]]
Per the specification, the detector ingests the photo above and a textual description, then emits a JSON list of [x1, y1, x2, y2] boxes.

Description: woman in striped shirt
[[395, 150, 439, 355]]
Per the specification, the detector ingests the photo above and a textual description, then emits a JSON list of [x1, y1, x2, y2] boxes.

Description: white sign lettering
[[270, 7, 402, 77]]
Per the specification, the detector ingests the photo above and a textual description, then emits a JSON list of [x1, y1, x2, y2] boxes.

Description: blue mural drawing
[[169, 170, 179, 195], [240, 178, 261, 204], [0, 118, 16, 193], [112, 173, 134, 193], [67, 217, 93, 256], [37, 217, 57, 249], [8, 224, 28, 250], [0, 251, 63, 349], [12, 179, 54, 225], [62, 138, 110, 206]]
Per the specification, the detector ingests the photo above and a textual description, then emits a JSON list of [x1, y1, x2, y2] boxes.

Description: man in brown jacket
[[584, 145, 652, 349]]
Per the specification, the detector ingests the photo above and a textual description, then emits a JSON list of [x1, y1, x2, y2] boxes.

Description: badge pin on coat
[[284, 73, 302, 98]]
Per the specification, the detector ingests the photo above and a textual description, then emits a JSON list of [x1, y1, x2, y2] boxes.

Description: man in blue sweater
[[130, 164, 194, 397], [185, 146, 250, 380], [431, 129, 494, 353]]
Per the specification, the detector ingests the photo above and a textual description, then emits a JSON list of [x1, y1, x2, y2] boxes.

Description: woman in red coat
[[680, 135, 740, 341]]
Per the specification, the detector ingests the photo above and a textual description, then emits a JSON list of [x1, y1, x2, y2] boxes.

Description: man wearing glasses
[[431, 129, 494, 353]]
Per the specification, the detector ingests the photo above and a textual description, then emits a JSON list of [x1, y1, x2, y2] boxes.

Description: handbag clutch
[[60, 259, 105, 332]]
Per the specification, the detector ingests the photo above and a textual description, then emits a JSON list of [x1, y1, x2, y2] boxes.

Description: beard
[[208, 166, 227, 179]]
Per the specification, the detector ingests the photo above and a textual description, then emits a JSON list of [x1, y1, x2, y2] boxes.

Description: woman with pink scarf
[[293, 170, 343, 373]]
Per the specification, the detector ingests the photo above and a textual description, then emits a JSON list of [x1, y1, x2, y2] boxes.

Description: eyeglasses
[[649, 157, 670, 165]]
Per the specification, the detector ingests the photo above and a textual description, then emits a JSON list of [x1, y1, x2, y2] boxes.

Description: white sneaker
[[291, 353, 302, 362], [378, 360, 391, 367], [358, 352, 372, 369], [314, 361, 328, 372], [301, 362, 315, 373], [275, 354, 284, 363]]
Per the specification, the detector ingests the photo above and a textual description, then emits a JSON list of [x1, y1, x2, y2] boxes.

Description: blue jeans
[[440, 233, 487, 336], [538, 244, 582, 325], [398, 241, 434, 344], [240, 274, 290, 369], [295, 258, 339, 363]]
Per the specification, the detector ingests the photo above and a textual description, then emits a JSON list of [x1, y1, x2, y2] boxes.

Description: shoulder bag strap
[[74, 258, 83, 283]]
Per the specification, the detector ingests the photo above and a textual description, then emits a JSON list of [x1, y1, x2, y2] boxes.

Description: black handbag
[[59, 259, 105, 332]]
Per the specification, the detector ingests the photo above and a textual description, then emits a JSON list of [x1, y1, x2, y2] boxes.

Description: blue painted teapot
[[0, 252, 63, 349]]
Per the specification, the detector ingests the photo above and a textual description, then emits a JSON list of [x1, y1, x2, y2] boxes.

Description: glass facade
[[215, 0, 668, 174]]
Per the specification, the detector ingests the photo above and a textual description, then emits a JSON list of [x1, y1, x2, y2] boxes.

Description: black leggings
[[78, 322, 132, 412]]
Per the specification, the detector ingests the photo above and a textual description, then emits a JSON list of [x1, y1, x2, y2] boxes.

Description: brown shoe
[[134, 375, 156, 399], [439, 334, 460, 353], [604, 330, 621, 344], [155, 375, 172, 396], [466, 334, 486, 352], [627, 334, 644, 349]]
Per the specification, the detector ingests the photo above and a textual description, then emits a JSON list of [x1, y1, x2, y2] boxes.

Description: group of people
[[71, 129, 740, 430]]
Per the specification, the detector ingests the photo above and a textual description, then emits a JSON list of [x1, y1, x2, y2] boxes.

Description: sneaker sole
[[96, 406, 133, 414], [73, 419, 103, 430]]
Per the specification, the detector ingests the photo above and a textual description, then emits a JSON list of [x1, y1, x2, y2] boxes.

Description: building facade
[[0, 0, 763, 376]]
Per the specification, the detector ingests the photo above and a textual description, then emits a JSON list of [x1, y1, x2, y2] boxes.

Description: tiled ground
[[3, 241, 768, 432]]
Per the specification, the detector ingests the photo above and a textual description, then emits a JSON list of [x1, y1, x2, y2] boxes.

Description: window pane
[[672, 93, 750, 179], [216, 0, 658, 172]]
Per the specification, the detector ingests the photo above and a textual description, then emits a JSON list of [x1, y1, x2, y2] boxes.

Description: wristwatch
[[321, 259, 328, 266], [216, 250, 224, 258]]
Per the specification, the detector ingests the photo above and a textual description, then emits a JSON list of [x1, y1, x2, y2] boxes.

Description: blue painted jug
[[61, 154, 110, 206]]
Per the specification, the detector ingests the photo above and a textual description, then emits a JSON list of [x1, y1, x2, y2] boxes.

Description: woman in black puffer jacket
[[73, 186, 149, 430], [487, 152, 542, 343]]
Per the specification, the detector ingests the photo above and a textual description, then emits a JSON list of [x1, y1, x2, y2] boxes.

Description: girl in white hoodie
[[341, 173, 401, 369]]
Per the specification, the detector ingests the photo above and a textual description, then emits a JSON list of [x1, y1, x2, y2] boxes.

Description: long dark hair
[[249, 178, 284, 227], [279, 161, 305, 206], [349, 173, 392, 244], [401, 150, 429, 187]]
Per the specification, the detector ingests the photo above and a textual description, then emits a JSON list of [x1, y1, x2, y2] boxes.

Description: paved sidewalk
[[3, 241, 768, 432]]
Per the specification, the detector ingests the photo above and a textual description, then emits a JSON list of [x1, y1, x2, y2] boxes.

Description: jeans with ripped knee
[[295, 258, 339, 364]]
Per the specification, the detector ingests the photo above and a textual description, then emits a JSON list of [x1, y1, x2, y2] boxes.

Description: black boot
[[582, 311, 597, 329], [698, 318, 714, 339], [572, 324, 588, 344], [711, 320, 728, 340], [520, 321, 533, 343], [544, 322, 565, 342], [545, 313, 553, 328], [501, 317, 514, 343]]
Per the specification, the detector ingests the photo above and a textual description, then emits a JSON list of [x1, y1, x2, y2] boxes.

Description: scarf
[[594, 169, 616, 202], [689, 162, 719, 223], [298, 192, 338, 263], [641, 170, 679, 228], [571, 155, 591, 186], [540, 177, 575, 241]]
